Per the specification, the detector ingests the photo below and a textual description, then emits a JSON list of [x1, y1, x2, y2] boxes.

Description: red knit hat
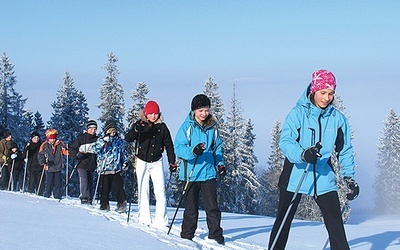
[[144, 101, 160, 116], [310, 69, 336, 94]]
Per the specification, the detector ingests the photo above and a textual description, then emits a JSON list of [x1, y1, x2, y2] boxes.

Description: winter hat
[[191, 94, 211, 111], [143, 101, 160, 116], [31, 131, 40, 139], [86, 120, 98, 129], [3, 130, 11, 139], [45, 128, 58, 140], [104, 120, 116, 132], [9, 141, 17, 150], [310, 69, 336, 94]]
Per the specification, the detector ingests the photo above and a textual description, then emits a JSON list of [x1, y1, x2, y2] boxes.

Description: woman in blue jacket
[[174, 94, 225, 245], [268, 70, 359, 250]]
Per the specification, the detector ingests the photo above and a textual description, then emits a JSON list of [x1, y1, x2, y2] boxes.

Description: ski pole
[[64, 162, 79, 188], [65, 144, 69, 198], [167, 156, 199, 235], [36, 167, 45, 196], [270, 129, 321, 250], [0, 162, 6, 178], [92, 158, 107, 205], [127, 134, 140, 223], [22, 145, 29, 192], [8, 159, 15, 191]]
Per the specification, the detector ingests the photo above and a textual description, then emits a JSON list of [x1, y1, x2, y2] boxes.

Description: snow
[[1, 191, 399, 249]]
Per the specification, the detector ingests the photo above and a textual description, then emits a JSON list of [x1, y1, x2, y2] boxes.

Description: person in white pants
[[125, 100, 177, 228]]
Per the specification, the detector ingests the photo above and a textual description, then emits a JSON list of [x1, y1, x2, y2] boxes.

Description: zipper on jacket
[[314, 110, 324, 199]]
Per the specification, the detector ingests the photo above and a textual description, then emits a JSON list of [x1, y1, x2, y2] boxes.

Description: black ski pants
[[44, 171, 63, 199], [77, 169, 94, 201], [28, 170, 44, 195], [0, 164, 9, 190], [268, 187, 349, 250], [181, 179, 223, 242], [100, 173, 126, 206]]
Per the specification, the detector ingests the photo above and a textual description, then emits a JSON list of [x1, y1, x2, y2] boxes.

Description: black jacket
[[125, 116, 175, 164], [70, 132, 98, 171], [23, 142, 42, 172]]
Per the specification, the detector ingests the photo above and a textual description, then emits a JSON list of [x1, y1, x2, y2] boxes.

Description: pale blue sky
[[2, 1, 400, 210]]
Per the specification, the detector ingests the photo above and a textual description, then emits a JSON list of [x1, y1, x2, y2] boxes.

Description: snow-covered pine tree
[[0, 52, 30, 148], [48, 72, 89, 144], [239, 119, 260, 214], [218, 83, 258, 213], [97, 52, 125, 135], [203, 76, 224, 124], [48, 71, 89, 197], [258, 120, 284, 216], [374, 109, 400, 214]]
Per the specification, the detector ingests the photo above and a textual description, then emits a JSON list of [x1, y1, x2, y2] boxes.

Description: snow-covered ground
[[1, 191, 399, 249]]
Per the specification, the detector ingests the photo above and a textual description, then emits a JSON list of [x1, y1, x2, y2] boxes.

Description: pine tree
[[32, 111, 46, 137], [258, 120, 284, 216], [218, 84, 259, 213], [48, 72, 89, 144], [239, 119, 260, 214], [48, 71, 90, 197], [203, 76, 224, 124], [97, 52, 125, 135], [0, 52, 30, 147], [374, 109, 400, 214], [126, 82, 149, 128]]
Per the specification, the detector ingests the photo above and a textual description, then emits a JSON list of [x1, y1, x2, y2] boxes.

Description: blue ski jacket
[[93, 135, 127, 173], [279, 85, 355, 196], [174, 112, 224, 182]]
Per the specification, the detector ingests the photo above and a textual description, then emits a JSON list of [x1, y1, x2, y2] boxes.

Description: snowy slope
[[0, 191, 399, 249]]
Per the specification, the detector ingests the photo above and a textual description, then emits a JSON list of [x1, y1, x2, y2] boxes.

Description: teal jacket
[[174, 112, 224, 182], [279, 85, 355, 196]]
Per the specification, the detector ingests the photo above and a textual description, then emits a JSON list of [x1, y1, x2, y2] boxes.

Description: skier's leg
[[316, 191, 350, 250], [181, 182, 200, 240], [268, 187, 302, 250], [149, 159, 168, 227], [136, 159, 151, 224], [201, 179, 223, 243]]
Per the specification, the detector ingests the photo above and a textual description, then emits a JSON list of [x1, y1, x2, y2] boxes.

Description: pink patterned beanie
[[310, 69, 336, 94]]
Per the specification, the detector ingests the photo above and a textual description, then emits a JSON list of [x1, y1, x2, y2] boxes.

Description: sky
[[1, 191, 400, 249], [1, 1, 400, 212]]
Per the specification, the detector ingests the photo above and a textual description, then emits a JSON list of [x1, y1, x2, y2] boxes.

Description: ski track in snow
[[59, 197, 266, 250]]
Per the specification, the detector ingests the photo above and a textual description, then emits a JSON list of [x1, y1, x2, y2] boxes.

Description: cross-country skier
[[174, 94, 226, 245], [125, 100, 177, 228], [37, 129, 69, 200], [70, 120, 98, 204], [268, 69, 359, 250], [93, 120, 128, 212]]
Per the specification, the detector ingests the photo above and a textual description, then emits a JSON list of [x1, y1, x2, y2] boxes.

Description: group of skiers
[[0, 69, 361, 249]]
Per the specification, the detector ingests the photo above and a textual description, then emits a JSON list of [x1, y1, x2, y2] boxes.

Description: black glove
[[192, 143, 205, 157], [218, 165, 226, 176], [344, 177, 359, 200], [76, 152, 85, 159], [301, 142, 323, 164], [134, 120, 148, 133], [169, 163, 177, 172]]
